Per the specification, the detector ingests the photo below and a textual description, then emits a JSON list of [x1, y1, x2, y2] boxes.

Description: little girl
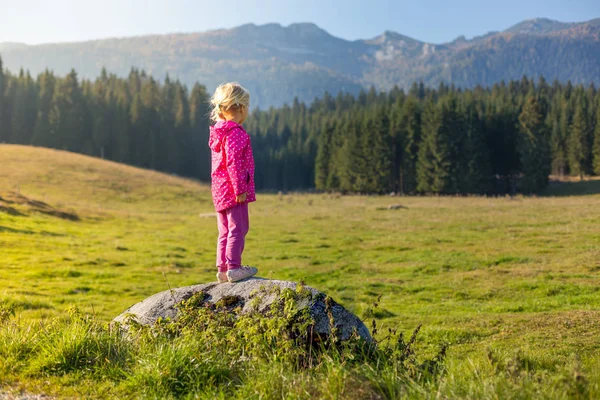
[[209, 82, 258, 283]]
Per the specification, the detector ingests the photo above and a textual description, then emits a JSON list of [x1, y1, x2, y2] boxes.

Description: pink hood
[[209, 120, 256, 212], [209, 120, 238, 153]]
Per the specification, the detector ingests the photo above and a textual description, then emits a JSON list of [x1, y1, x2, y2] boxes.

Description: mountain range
[[1, 17, 599, 108]]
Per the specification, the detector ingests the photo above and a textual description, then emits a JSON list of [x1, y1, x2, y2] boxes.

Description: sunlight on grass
[[1, 145, 599, 398]]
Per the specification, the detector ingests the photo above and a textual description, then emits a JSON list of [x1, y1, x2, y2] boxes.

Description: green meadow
[[1, 144, 599, 399]]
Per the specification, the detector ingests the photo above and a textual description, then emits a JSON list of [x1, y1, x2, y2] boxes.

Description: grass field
[[1, 144, 599, 399]]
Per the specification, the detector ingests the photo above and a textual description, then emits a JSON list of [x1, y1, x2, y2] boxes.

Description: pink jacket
[[209, 120, 256, 212]]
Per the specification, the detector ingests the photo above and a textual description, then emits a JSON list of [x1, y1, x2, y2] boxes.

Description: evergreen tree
[[549, 99, 568, 176], [339, 117, 368, 192], [441, 93, 465, 193], [104, 78, 129, 162], [326, 117, 348, 190], [389, 98, 404, 193], [400, 96, 421, 193], [129, 93, 147, 167], [416, 100, 451, 193], [0, 57, 5, 142], [461, 95, 492, 193], [2, 76, 16, 144], [518, 94, 551, 193], [364, 106, 393, 193], [10, 70, 29, 144], [90, 77, 111, 158], [485, 93, 520, 194], [139, 77, 161, 169], [32, 71, 56, 147], [160, 75, 177, 171], [48, 70, 85, 152], [173, 83, 190, 175], [358, 115, 378, 192], [23, 72, 38, 144], [9, 70, 37, 144], [189, 83, 210, 180], [593, 106, 600, 175], [314, 119, 332, 190], [567, 95, 591, 179], [79, 80, 96, 155], [112, 96, 131, 163]]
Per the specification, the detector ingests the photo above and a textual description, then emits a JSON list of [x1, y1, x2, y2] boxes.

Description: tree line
[[0, 59, 212, 182], [245, 78, 600, 194], [1, 56, 599, 194]]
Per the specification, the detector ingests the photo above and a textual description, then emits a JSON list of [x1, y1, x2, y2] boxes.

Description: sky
[[0, 0, 599, 45]]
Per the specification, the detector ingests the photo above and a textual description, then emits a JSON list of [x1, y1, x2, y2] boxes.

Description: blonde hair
[[210, 82, 251, 122]]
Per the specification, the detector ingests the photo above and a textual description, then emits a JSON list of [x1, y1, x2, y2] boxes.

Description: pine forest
[[1, 57, 600, 195]]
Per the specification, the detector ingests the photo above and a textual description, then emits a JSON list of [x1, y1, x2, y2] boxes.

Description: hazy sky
[[1, 0, 599, 45]]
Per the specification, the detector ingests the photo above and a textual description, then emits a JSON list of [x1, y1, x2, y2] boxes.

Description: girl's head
[[210, 82, 250, 124]]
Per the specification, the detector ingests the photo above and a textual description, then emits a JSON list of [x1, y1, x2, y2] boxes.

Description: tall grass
[[0, 288, 447, 399], [2, 289, 593, 399]]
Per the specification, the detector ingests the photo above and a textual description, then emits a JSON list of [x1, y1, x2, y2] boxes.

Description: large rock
[[113, 278, 372, 342]]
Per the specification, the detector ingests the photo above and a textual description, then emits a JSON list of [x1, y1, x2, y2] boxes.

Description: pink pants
[[216, 203, 249, 272]]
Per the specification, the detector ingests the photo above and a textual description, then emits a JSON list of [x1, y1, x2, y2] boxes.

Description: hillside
[[0, 144, 210, 213], [0, 144, 215, 322], [1, 18, 599, 108]]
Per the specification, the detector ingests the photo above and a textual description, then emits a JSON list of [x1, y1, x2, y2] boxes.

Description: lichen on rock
[[113, 278, 372, 342]]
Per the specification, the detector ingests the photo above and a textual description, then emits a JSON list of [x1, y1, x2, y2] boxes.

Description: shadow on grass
[[542, 178, 600, 197], [0, 226, 36, 235], [0, 226, 66, 237], [0, 205, 25, 216]]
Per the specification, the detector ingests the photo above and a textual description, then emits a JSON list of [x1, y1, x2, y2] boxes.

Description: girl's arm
[[224, 129, 249, 197]]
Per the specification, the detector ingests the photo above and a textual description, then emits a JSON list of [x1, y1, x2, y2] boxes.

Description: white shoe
[[216, 272, 228, 283], [227, 266, 258, 283]]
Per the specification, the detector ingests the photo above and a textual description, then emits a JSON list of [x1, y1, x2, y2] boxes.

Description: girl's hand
[[236, 192, 247, 203]]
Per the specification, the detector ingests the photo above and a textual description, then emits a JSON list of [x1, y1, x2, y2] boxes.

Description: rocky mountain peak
[[368, 30, 422, 46], [287, 22, 331, 37], [504, 18, 569, 35]]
